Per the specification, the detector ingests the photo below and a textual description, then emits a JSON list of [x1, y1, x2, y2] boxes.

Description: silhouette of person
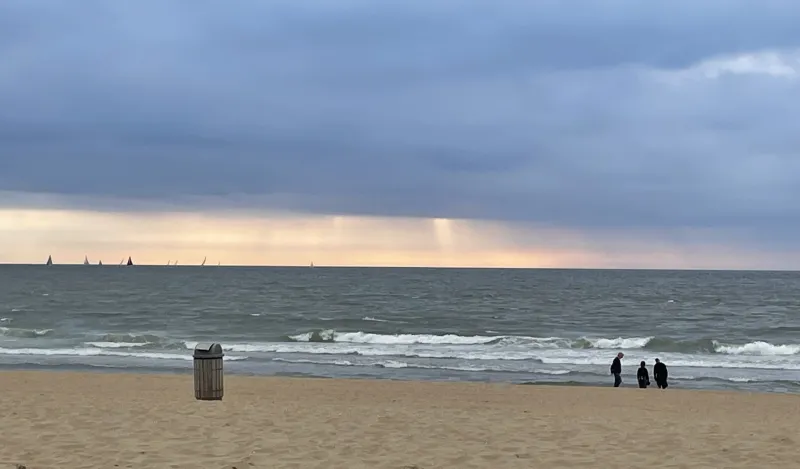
[[637, 361, 650, 389], [654, 358, 668, 389], [610, 352, 624, 387]]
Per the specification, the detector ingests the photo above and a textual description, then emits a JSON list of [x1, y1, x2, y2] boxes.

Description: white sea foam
[[0, 327, 53, 337], [587, 337, 653, 349], [272, 358, 357, 367], [85, 341, 151, 348], [287, 330, 571, 347], [331, 332, 498, 345], [285, 331, 800, 357], [195, 339, 800, 370], [271, 357, 574, 374], [362, 316, 391, 322], [713, 341, 800, 356]]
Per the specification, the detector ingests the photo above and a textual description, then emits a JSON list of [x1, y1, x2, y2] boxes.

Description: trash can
[[193, 343, 224, 401]]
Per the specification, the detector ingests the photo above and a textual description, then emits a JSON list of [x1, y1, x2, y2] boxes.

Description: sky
[[2, 0, 800, 268]]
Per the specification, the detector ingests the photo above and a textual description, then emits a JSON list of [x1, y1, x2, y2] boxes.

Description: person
[[653, 358, 668, 389], [637, 361, 650, 388], [610, 352, 624, 387]]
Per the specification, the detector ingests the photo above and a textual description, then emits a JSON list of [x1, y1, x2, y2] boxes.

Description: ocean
[[1, 266, 798, 393]]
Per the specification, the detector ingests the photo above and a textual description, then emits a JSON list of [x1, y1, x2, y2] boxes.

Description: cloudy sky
[[2, 0, 800, 268]]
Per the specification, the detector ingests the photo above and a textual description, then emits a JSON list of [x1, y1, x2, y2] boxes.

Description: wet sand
[[0, 371, 797, 468]]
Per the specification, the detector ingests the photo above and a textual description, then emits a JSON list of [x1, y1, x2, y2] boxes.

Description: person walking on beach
[[653, 358, 668, 389], [637, 361, 650, 389], [610, 352, 624, 387]]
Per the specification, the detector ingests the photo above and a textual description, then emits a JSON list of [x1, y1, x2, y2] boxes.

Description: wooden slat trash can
[[193, 343, 224, 401]]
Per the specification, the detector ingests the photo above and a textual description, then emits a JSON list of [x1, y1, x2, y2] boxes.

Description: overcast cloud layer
[[2, 0, 800, 246]]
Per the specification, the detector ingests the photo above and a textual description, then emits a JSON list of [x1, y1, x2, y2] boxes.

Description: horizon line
[[0, 263, 797, 273]]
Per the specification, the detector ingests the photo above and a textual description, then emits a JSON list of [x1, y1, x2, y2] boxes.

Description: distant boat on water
[[98, 260, 103, 266], [83, 256, 90, 266], [126, 257, 133, 266], [310, 261, 315, 268], [201, 256, 206, 266], [46, 255, 53, 266]]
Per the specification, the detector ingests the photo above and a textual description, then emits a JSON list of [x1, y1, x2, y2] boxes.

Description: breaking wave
[[84, 333, 185, 349], [284, 330, 800, 356], [0, 327, 53, 338]]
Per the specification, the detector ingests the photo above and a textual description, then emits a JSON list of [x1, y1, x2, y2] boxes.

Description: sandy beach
[[0, 372, 797, 468]]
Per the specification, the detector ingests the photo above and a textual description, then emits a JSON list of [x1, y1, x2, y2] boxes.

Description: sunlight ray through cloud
[[2, 1, 800, 267]]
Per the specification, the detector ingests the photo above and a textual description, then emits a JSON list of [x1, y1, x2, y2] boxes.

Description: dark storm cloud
[[3, 0, 800, 244]]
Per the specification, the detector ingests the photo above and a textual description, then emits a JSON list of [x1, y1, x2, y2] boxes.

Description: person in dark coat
[[653, 358, 668, 389], [610, 352, 624, 387], [637, 361, 650, 388]]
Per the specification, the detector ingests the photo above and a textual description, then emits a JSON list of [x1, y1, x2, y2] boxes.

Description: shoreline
[[0, 363, 796, 395], [1, 371, 798, 468]]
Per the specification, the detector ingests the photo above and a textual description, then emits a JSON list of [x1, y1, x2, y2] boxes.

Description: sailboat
[[310, 261, 315, 268], [201, 256, 206, 266], [118, 259, 124, 266], [98, 260, 103, 266], [126, 256, 133, 266], [46, 255, 53, 266], [83, 256, 90, 266]]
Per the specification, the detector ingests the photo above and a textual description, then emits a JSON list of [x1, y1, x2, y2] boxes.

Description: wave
[[0, 327, 53, 338], [713, 341, 800, 356], [92, 332, 166, 344], [85, 333, 185, 349], [574, 337, 653, 349], [85, 341, 151, 349], [0, 347, 247, 361], [362, 316, 391, 323], [183, 341, 800, 369], [284, 330, 800, 356], [270, 357, 573, 374], [287, 330, 570, 346]]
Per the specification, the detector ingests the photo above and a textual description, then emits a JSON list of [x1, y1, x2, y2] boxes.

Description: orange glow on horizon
[[0, 207, 797, 270]]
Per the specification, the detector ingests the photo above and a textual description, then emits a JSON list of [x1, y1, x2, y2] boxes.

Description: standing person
[[637, 361, 650, 389], [610, 352, 624, 387], [653, 358, 668, 389]]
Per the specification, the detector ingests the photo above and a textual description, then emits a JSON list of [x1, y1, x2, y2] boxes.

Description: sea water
[[1, 266, 798, 393]]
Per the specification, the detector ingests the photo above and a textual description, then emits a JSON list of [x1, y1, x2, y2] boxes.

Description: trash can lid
[[193, 342, 224, 358]]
